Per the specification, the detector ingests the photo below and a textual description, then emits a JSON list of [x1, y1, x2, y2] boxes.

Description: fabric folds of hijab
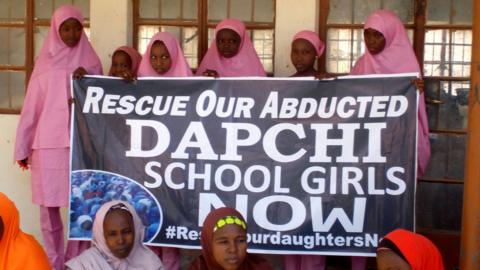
[[292, 30, 325, 57], [65, 200, 164, 270], [108, 46, 142, 77], [0, 192, 51, 270], [137, 32, 193, 77], [196, 19, 266, 77], [14, 5, 102, 160], [188, 207, 273, 270], [380, 229, 444, 270], [350, 9, 430, 177]]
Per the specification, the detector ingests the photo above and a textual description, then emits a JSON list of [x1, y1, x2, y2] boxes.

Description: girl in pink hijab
[[196, 19, 266, 77], [65, 201, 164, 270], [351, 9, 430, 179], [348, 9, 431, 270], [284, 30, 328, 270], [137, 31, 192, 77], [109, 46, 142, 80], [290, 30, 325, 77], [137, 31, 191, 270], [14, 5, 102, 270]]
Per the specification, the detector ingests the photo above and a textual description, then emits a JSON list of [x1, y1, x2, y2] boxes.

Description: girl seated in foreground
[[65, 200, 164, 270], [376, 229, 444, 270], [0, 192, 51, 269], [189, 207, 273, 270]]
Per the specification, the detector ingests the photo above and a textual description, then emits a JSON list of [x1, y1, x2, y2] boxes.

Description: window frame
[[318, 0, 473, 184], [0, 0, 90, 114], [132, 0, 276, 73]]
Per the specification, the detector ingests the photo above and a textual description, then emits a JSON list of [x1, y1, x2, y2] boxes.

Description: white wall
[[0, 0, 318, 246], [90, 0, 132, 74], [0, 115, 42, 241]]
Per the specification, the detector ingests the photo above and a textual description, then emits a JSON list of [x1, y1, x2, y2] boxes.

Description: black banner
[[69, 75, 417, 256]]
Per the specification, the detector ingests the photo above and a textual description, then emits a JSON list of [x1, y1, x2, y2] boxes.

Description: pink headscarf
[[108, 46, 142, 77], [14, 5, 102, 160], [351, 10, 431, 177], [137, 32, 193, 77], [196, 19, 266, 77], [65, 200, 164, 270], [292, 30, 325, 57]]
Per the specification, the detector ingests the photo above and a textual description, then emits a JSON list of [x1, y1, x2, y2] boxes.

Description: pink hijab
[[351, 10, 431, 177], [196, 19, 266, 77], [137, 32, 193, 77], [293, 30, 325, 57], [108, 46, 142, 77], [14, 5, 102, 160], [65, 200, 164, 270]]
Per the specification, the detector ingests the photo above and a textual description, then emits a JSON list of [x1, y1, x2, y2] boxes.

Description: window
[[320, 0, 473, 234], [0, 0, 90, 113], [323, 0, 415, 74], [133, 0, 275, 73]]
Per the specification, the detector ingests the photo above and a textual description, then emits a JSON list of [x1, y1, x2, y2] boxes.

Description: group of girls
[[1, 191, 444, 270], [10, 3, 434, 270]]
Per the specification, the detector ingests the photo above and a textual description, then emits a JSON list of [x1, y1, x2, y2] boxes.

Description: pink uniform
[[14, 5, 102, 269], [196, 19, 266, 77], [137, 31, 194, 270], [351, 9, 431, 178]]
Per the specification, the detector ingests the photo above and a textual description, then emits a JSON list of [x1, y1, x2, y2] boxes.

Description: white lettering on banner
[[171, 122, 218, 160], [196, 89, 254, 118], [127, 120, 389, 163], [125, 119, 170, 157], [196, 192, 369, 232], [310, 197, 366, 232], [144, 162, 407, 196], [259, 91, 408, 119], [198, 193, 249, 225], [299, 166, 406, 195], [220, 123, 261, 161]]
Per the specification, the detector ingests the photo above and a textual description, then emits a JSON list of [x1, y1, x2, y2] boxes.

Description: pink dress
[[351, 9, 431, 178], [196, 19, 266, 77], [137, 31, 193, 270], [14, 5, 102, 207]]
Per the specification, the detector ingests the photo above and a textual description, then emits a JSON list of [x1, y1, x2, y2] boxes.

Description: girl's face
[[111, 51, 133, 77], [290, 38, 317, 73], [59, 18, 82, 47], [103, 209, 135, 259], [376, 249, 412, 270], [212, 224, 247, 270], [364, 28, 386, 55], [216, 29, 241, 58], [150, 41, 172, 75]]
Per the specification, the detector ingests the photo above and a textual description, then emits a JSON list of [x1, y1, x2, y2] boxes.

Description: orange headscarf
[[0, 192, 51, 270], [380, 229, 444, 270]]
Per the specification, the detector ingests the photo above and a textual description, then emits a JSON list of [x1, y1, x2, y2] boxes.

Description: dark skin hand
[[118, 70, 135, 81], [72, 67, 88, 80], [203, 69, 220, 78], [17, 158, 29, 170], [315, 72, 336, 80], [414, 78, 424, 93]]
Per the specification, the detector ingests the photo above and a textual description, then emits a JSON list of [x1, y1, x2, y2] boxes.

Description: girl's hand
[[203, 69, 219, 78], [315, 72, 336, 80], [120, 70, 135, 81], [414, 78, 424, 93], [17, 158, 29, 170], [73, 67, 88, 80]]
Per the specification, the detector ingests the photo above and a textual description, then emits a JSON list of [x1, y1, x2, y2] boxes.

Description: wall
[[0, 0, 318, 246]]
